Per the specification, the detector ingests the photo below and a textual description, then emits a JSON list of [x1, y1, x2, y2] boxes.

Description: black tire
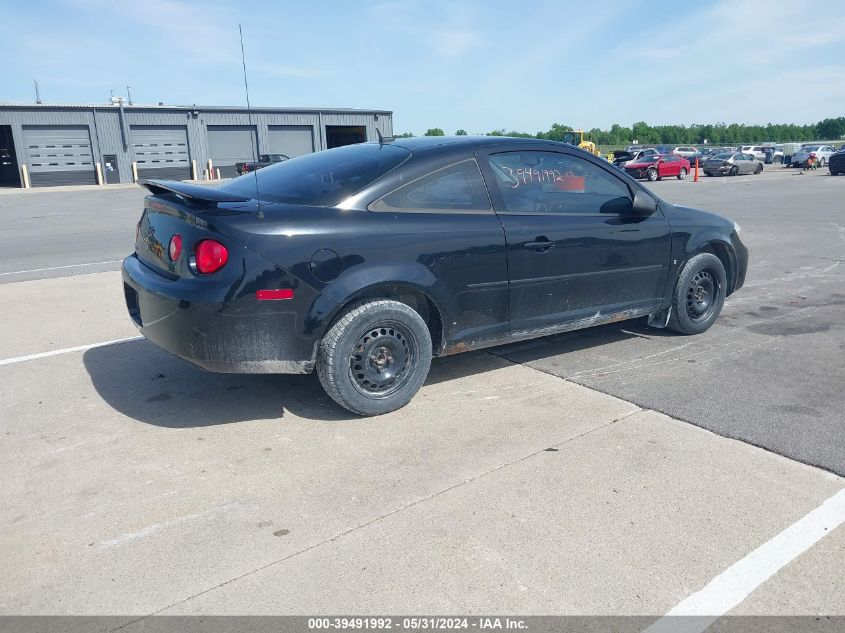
[[820, 158, 826, 167], [729, 166, 738, 176], [316, 299, 432, 416], [678, 168, 688, 180], [667, 253, 727, 335], [647, 168, 658, 182], [754, 164, 763, 174]]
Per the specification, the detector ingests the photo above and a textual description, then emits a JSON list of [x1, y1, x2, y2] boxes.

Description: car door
[[663, 155, 680, 176], [477, 146, 672, 334], [742, 154, 756, 173]]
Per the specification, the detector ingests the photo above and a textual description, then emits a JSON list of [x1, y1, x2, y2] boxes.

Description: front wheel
[[755, 164, 763, 174], [668, 253, 727, 335], [729, 166, 739, 176], [678, 168, 688, 180], [647, 168, 658, 182], [317, 300, 433, 416]]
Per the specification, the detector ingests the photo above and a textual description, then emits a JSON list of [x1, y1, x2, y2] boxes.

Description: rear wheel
[[317, 300, 432, 416], [678, 168, 688, 180], [668, 253, 727, 335], [820, 158, 826, 167]]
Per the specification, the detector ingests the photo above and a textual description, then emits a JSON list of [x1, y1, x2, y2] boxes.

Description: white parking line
[[0, 260, 123, 276], [0, 336, 144, 367], [644, 487, 845, 633]]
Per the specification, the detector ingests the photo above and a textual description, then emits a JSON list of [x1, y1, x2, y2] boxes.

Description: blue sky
[[2, 0, 844, 135]]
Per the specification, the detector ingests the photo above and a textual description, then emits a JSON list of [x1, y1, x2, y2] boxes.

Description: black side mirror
[[630, 190, 657, 216]]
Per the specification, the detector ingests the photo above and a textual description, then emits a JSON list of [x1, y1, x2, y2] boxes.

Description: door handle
[[523, 237, 555, 251]]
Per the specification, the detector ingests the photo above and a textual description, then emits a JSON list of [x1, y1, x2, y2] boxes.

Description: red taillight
[[169, 234, 182, 261], [194, 239, 228, 274]]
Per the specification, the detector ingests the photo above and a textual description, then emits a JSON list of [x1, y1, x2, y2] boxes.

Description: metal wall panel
[[267, 125, 314, 158], [22, 125, 96, 186], [207, 125, 258, 178], [0, 106, 392, 186], [131, 125, 191, 180]]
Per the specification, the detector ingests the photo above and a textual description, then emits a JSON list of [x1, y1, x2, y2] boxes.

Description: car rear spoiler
[[140, 179, 251, 203]]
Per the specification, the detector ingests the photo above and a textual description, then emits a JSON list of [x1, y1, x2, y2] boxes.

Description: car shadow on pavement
[[82, 340, 347, 426], [83, 319, 671, 427], [83, 339, 532, 426]]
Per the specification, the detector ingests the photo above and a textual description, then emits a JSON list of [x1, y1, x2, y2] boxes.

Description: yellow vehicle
[[561, 130, 602, 156]]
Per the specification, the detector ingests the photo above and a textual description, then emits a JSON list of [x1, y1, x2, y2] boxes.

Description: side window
[[486, 151, 632, 215], [665, 155, 678, 163], [370, 159, 490, 212]]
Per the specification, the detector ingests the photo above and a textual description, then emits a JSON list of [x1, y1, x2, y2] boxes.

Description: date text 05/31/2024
[[307, 617, 528, 630]]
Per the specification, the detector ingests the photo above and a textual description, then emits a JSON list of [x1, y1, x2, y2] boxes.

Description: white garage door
[[22, 125, 97, 187], [207, 126, 258, 178], [131, 126, 191, 181], [267, 125, 314, 158]]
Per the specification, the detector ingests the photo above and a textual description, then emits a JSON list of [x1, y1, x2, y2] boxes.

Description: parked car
[[235, 153, 290, 175], [670, 146, 699, 159], [624, 154, 692, 181], [612, 147, 659, 168], [828, 147, 845, 175], [625, 145, 649, 153], [123, 137, 747, 415], [739, 146, 766, 160], [690, 147, 730, 164], [790, 145, 836, 167], [704, 152, 764, 176]]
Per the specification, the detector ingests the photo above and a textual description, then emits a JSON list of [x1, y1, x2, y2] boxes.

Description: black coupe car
[[123, 136, 748, 415]]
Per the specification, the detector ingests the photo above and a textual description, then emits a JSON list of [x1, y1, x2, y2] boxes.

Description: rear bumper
[[122, 254, 319, 374]]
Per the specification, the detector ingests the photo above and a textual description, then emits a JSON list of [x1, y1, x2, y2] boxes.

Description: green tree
[[817, 117, 845, 140], [394, 132, 415, 138], [424, 128, 445, 136], [455, 129, 468, 135]]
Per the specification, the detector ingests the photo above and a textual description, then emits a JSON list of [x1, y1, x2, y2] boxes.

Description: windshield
[[712, 153, 733, 160], [802, 145, 821, 152], [220, 143, 411, 206], [634, 155, 659, 164]]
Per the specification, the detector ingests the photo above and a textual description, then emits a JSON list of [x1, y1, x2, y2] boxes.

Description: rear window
[[220, 143, 411, 206]]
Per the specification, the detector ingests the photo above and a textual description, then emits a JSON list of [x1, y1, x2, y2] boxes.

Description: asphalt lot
[[0, 168, 843, 619]]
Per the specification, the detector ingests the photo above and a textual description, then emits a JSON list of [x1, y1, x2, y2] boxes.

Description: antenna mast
[[239, 24, 261, 215]]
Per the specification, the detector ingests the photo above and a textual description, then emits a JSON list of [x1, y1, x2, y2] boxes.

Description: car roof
[[388, 135, 553, 151]]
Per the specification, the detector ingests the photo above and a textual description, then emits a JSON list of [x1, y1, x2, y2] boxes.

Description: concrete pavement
[[0, 271, 842, 618]]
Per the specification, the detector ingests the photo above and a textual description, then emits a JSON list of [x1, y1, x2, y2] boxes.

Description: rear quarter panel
[[215, 204, 510, 354]]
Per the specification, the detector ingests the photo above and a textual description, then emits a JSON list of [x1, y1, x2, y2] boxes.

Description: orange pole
[[694, 158, 699, 182]]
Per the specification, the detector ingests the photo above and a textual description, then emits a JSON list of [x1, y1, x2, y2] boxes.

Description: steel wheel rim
[[686, 269, 719, 322], [349, 320, 417, 398]]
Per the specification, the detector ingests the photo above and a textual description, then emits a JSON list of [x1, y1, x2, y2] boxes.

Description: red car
[[624, 154, 691, 181]]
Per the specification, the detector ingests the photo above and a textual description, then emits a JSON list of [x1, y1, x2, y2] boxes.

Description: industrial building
[[0, 103, 393, 187]]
